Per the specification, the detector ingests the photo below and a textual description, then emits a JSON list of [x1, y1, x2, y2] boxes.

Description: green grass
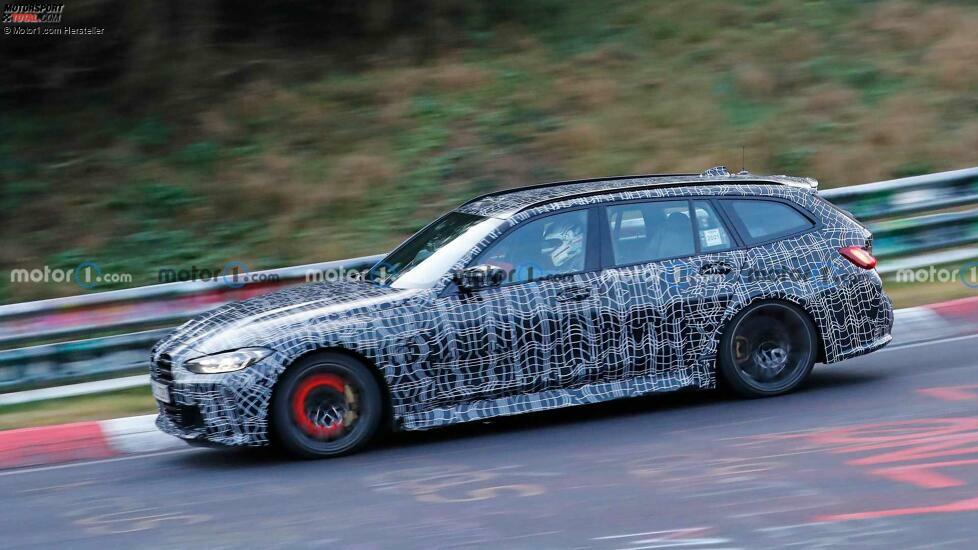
[[888, 284, 976, 309], [0, 387, 156, 431]]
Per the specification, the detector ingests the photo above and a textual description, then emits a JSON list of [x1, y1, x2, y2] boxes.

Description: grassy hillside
[[2, 0, 977, 303]]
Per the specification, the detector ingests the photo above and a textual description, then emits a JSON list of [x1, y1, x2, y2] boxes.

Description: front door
[[432, 207, 602, 406]]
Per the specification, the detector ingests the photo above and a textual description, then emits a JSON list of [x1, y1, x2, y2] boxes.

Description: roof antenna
[[739, 145, 748, 175]]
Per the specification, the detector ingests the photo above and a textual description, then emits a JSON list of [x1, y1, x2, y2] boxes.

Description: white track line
[[0, 448, 201, 478], [880, 332, 978, 352]]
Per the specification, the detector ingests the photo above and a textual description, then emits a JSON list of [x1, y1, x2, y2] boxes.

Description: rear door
[[718, 197, 819, 289], [591, 198, 743, 387]]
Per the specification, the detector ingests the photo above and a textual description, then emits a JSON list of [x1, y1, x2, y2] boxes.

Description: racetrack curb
[[1, 296, 976, 471], [0, 414, 183, 470], [890, 296, 978, 347]]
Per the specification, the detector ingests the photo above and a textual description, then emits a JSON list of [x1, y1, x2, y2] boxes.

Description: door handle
[[556, 287, 591, 302], [699, 262, 734, 275]]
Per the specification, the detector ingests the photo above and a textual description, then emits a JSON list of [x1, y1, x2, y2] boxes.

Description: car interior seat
[[656, 211, 695, 259]]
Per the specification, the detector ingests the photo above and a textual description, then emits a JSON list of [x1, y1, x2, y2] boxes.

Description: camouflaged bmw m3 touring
[[151, 166, 894, 457]]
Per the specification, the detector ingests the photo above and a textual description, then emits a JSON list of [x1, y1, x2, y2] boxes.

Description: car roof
[[457, 167, 819, 219]]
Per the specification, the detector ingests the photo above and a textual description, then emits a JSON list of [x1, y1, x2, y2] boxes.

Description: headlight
[[184, 348, 272, 374]]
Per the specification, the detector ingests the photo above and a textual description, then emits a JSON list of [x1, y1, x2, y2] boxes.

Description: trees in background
[[2, 0, 563, 110]]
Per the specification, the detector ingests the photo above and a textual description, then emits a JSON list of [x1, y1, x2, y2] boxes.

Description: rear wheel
[[272, 353, 382, 458], [718, 301, 817, 397]]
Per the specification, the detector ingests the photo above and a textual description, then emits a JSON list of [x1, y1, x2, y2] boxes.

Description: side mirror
[[456, 264, 507, 291]]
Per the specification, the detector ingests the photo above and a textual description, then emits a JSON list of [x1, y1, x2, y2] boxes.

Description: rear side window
[[606, 200, 695, 265], [725, 199, 814, 243]]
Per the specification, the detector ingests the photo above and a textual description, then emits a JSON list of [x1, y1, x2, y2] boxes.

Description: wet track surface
[[3, 334, 978, 549]]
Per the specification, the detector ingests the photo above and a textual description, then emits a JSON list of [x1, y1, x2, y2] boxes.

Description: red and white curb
[[0, 414, 184, 470], [891, 296, 978, 346], [1, 296, 976, 471]]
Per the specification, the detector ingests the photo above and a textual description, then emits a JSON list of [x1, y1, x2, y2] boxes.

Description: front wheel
[[718, 301, 817, 397], [271, 353, 382, 458]]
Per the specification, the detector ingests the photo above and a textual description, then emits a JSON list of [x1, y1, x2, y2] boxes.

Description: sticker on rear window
[[703, 228, 722, 247]]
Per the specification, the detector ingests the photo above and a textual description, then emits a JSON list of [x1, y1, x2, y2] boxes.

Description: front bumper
[[154, 357, 283, 447]]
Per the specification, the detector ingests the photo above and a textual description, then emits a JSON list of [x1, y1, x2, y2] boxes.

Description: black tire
[[718, 301, 817, 398], [271, 352, 382, 458]]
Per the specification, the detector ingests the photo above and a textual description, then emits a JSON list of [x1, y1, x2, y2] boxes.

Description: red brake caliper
[[292, 374, 347, 438]]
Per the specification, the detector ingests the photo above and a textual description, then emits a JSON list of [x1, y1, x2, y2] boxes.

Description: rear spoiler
[[778, 175, 819, 194]]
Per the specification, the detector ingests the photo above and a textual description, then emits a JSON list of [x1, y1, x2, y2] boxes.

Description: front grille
[[153, 353, 173, 384], [152, 353, 203, 429]]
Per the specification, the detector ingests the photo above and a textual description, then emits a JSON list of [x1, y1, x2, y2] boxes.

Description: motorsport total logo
[[2, 3, 63, 24], [3, 3, 104, 36]]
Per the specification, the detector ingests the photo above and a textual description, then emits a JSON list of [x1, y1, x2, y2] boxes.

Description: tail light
[[839, 245, 877, 270]]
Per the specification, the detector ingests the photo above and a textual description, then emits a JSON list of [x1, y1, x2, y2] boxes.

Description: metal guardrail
[[820, 167, 978, 221], [1, 168, 975, 397], [821, 167, 978, 259]]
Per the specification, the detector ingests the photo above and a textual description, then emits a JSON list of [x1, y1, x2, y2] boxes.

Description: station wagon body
[[151, 169, 893, 454]]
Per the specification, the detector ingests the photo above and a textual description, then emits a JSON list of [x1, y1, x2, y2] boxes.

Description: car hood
[[156, 281, 428, 357]]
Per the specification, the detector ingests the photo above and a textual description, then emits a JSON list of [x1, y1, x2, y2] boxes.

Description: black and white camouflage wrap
[[153, 174, 894, 446]]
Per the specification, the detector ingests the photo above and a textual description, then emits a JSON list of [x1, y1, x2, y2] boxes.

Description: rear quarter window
[[724, 199, 815, 244]]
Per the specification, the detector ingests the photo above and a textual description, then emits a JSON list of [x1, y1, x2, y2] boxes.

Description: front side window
[[367, 212, 505, 288], [480, 209, 589, 284], [606, 200, 695, 266], [726, 199, 814, 243]]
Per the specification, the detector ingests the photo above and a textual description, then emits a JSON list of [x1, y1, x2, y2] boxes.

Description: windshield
[[366, 212, 505, 289]]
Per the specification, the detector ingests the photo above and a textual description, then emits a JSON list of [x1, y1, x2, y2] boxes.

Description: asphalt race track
[[3, 334, 978, 549]]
